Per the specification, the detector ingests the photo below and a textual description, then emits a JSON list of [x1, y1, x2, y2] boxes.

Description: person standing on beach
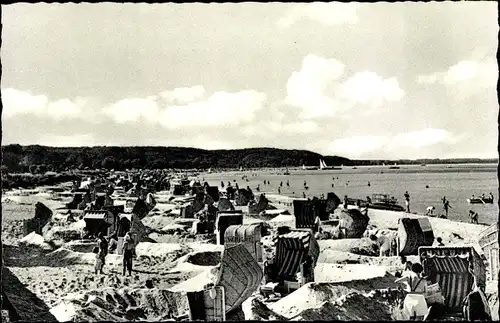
[[221, 181, 224, 188], [404, 191, 410, 213], [443, 200, 451, 218], [122, 231, 134, 277], [343, 195, 348, 209], [278, 187, 281, 195], [96, 232, 108, 274]]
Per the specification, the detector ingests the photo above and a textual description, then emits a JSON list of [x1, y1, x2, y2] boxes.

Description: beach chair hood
[[419, 246, 486, 313]]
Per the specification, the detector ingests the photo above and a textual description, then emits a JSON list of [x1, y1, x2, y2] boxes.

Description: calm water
[[203, 164, 499, 225]]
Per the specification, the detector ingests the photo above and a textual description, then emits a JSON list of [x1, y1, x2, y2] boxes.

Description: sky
[[1, 2, 498, 160]]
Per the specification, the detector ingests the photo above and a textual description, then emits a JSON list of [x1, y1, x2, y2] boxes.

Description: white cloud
[[285, 55, 405, 119], [327, 128, 458, 158], [339, 72, 405, 105], [285, 54, 345, 119], [391, 128, 456, 149], [2, 88, 86, 120], [277, 2, 360, 29], [416, 58, 497, 98], [103, 97, 160, 124], [329, 135, 388, 158], [159, 85, 205, 104], [102, 88, 267, 129], [158, 90, 266, 129]]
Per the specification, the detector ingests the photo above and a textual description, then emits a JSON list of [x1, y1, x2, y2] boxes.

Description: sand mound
[[50, 288, 189, 322], [168, 266, 219, 293], [270, 276, 402, 318], [142, 215, 176, 232], [242, 296, 288, 321], [318, 238, 379, 256], [317, 250, 419, 272], [315, 263, 388, 282], [135, 243, 185, 260], [148, 232, 215, 244], [291, 289, 405, 321]]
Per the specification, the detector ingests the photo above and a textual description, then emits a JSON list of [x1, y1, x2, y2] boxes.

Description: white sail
[[302, 164, 306, 170], [320, 159, 328, 169]]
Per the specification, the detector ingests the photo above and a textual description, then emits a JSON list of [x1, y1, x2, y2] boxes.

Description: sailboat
[[389, 162, 400, 170], [319, 159, 341, 170]]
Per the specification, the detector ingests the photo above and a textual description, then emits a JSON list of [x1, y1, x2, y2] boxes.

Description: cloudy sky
[[2, 2, 498, 159]]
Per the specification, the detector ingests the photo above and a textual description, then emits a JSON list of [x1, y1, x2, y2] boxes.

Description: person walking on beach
[[122, 231, 134, 277], [221, 181, 224, 188], [443, 199, 451, 218], [404, 191, 410, 213], [96, 232, 108, 274]]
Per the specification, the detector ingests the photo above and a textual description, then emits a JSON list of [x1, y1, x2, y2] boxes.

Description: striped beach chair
[[215, 244, 263, 313], [293, 200, 321, 231], [274, 229, 320, 284], [419, 246, 486, 314], [398, 217, 434, 256]]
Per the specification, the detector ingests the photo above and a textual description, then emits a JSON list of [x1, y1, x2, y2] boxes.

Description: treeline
[[1, 145, 351, 172]]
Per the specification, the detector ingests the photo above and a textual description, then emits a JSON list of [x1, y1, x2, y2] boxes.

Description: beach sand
[[2, 183, 498, 321]]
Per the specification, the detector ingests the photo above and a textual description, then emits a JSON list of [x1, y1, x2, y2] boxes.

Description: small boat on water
[[302, 164, 318, 170], [347, 194, 405, 212], [467, 197, 494, 204]]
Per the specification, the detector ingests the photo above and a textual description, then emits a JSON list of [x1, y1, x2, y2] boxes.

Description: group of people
[[471, 192, 494, 202], [93, 231, 135, 277]]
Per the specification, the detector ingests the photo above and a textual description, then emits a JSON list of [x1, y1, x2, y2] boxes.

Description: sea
[[202, 163, 499, 226]]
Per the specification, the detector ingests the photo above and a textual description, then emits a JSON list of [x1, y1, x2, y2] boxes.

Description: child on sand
[[93, 246, 102, 275]]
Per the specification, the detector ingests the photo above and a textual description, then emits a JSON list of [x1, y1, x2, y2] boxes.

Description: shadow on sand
[[2, 266, 57, 322]]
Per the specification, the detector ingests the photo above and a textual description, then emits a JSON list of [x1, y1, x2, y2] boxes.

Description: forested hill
[[1, 145, 351, 172]]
